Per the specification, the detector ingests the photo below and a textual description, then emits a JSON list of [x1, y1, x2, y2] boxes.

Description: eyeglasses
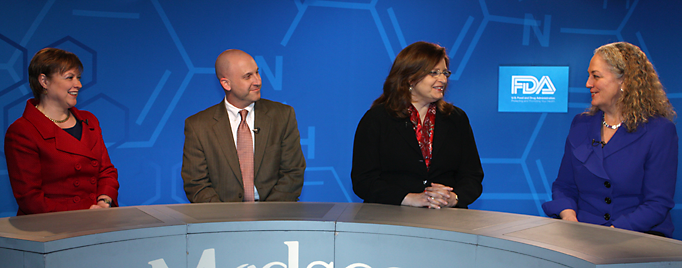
[[428, 70, 452, 78]]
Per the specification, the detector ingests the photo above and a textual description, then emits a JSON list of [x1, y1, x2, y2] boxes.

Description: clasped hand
[[89, 195, 113, 209], [402, 183, 458, 209]]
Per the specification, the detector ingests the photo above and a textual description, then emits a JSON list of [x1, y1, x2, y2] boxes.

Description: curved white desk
[[0, 203, 680, 267]]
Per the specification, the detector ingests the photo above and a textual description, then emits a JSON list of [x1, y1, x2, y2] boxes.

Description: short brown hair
[[28, 48, 83, 99], [372, 41, 453, 118]]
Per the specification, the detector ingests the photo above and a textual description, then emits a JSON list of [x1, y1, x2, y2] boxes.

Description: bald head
[[215, 49, 262, 107], [215, 49, 252, 79]]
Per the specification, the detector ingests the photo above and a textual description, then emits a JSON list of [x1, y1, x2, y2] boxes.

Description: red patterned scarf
[[408, 103, 436, 169]]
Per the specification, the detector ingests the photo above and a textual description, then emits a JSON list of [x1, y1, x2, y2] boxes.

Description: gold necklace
[[35, 105, 70, 124]]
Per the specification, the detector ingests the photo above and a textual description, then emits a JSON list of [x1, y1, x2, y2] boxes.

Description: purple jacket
[[542, 111, 677, 237]]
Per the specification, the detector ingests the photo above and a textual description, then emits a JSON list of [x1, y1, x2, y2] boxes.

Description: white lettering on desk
[[147, 241, 399, 268]]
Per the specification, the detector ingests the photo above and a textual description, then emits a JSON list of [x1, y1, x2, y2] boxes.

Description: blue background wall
[[2, 0, 682, 239]]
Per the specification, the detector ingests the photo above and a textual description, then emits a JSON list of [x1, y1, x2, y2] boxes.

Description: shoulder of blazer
[[363, 103, 405, 124], [642, 116, 676, 135], [255, 98, 294, 116], [439, 105, 469, 125], [184, 102, 225, 124], [570, 112, 596, 129], [20, 101, 58, 139], [567, 112, 598, 146], [449, 105, 466, 116]]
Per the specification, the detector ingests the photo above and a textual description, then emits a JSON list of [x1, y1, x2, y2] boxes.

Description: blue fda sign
[[498, 66, 569, 113]]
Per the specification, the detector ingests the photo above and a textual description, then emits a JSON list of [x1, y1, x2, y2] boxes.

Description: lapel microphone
[[253, 127, 260, 134], [591, 139, 605, 148], [82, 119, 89, 125]]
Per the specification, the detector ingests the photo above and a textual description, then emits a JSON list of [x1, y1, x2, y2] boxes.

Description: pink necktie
[[237, 109, 255, 202]]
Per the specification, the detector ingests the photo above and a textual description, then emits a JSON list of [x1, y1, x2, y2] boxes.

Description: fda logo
[[499, 66, 568, 113], [511, 75, 556, 95]]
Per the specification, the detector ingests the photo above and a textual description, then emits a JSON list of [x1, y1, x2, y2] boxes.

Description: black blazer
[[351, 104, 484, 207]]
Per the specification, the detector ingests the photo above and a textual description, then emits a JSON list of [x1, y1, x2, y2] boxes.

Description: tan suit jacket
[[182, 98, 305, 202]]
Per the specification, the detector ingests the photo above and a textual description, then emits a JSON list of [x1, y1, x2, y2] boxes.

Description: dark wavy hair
[[372, 41, 454, 118], [28, 48, 83, 99], [586, 42, 675, 132]]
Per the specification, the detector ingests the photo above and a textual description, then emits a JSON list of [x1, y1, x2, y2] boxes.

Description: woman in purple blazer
[[542, 42, 677, 237]]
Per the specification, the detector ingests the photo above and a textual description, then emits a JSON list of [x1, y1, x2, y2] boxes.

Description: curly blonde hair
[[586, 42, 675, 132]]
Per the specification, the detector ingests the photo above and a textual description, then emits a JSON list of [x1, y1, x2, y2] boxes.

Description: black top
[[63, 119, 82, 141], [351, 103, 484, 208]]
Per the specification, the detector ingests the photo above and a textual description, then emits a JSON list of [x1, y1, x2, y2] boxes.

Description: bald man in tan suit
[[182, 49, 305, 202]]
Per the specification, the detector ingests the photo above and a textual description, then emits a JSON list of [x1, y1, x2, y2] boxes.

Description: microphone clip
[[591, 139, 605, 148]]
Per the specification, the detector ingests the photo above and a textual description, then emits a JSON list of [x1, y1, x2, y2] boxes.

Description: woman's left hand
[[425, 183, 458, 208], [89, 195, 113, 209]]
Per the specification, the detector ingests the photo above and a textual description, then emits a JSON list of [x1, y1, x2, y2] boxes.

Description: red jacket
[[4, 99, 119, 215]]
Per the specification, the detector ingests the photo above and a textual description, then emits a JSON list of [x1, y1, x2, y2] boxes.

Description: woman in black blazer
[[351, 41, 484, 209]]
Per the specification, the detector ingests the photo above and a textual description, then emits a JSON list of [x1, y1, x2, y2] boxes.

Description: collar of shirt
[[224, 97, 255, 121], [223, 97, 256, 147]]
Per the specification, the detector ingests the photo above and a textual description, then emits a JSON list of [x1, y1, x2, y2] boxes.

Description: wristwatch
[[97, 198, 113, 207]]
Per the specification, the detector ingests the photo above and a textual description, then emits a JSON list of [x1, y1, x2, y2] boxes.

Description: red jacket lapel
[[24, 100, 97, 160]]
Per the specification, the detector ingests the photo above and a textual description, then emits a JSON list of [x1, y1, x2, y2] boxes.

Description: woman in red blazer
[[4, 48, 119, 215], [351, 41, 484, 209]]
